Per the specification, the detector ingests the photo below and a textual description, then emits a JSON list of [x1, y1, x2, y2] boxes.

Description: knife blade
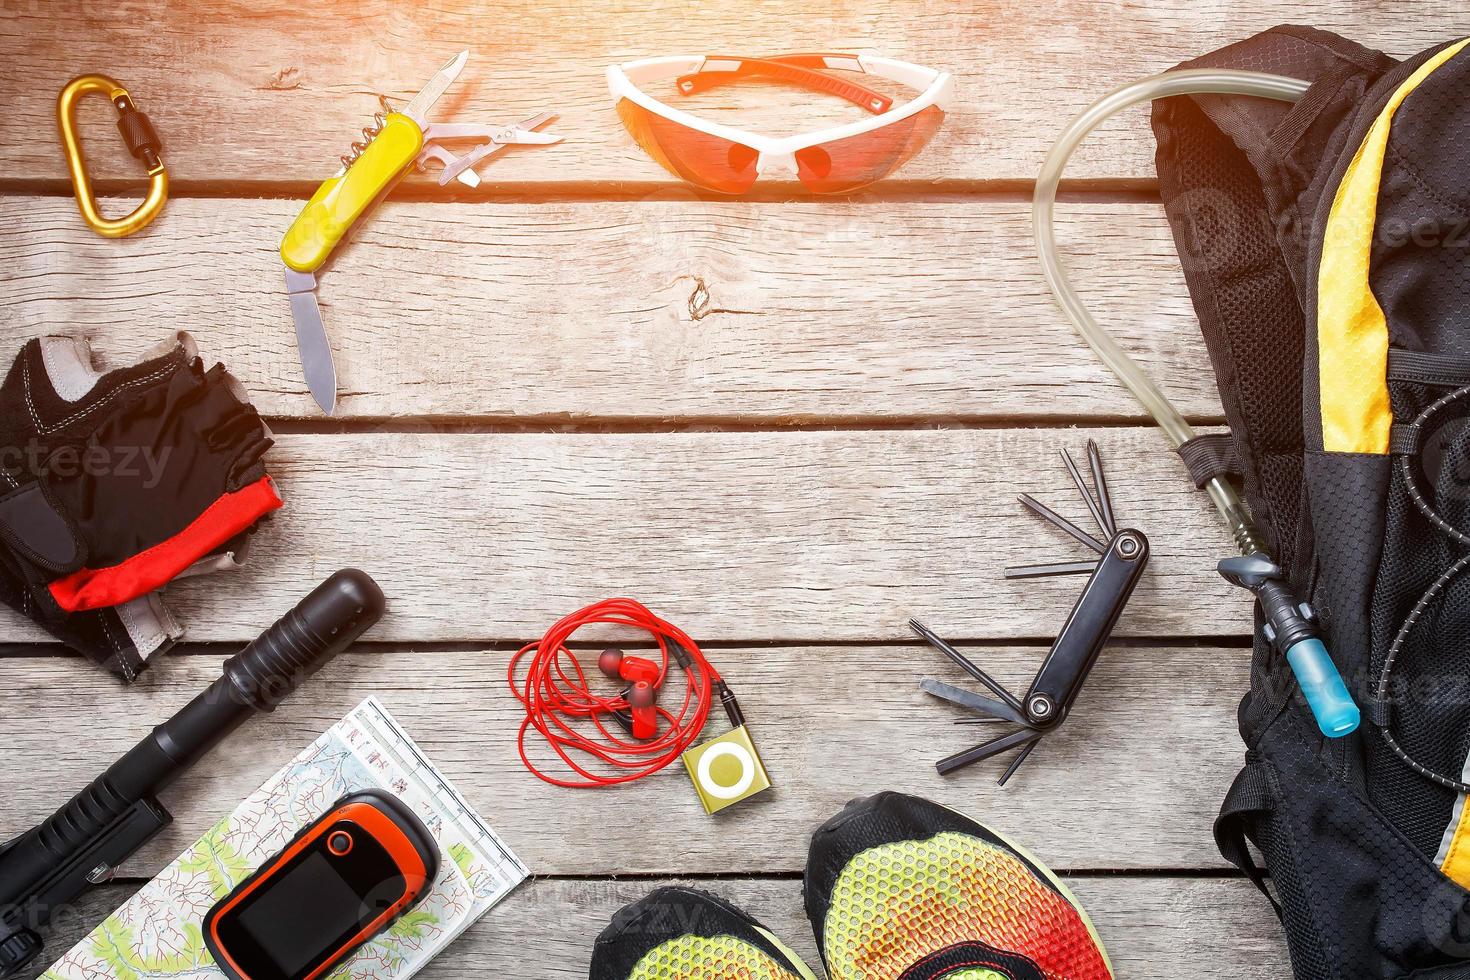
[[285, 268, 338, 414], [402, 50, 469, 128]]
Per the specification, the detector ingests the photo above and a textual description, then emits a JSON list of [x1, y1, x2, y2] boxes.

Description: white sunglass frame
[[606, 54, 954, 180]]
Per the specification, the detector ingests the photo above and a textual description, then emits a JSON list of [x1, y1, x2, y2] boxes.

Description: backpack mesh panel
[[1371, 461, 1464, 856], [1153, 96, 1305, 570], [1364, 55, 1470, 859], [1370, 52, 1470, 349], [1372, 392, 1470, 858], [1304, 451, 1388, 687]]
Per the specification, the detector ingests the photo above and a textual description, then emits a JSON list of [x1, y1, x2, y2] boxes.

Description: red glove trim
[[48, 476, 283, 612]]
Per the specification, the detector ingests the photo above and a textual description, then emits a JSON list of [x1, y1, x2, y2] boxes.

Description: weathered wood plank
[[2, 0, 1450, 187], [0, 427, 1247, 645], [0, 644, 1252, 879], [22, 874, 1288, 980], [1, 196, 1216, 421]]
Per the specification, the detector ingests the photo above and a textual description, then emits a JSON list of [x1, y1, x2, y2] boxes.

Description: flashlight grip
[[222, 568, 387, 712]]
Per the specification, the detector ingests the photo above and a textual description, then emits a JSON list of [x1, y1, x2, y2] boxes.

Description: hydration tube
[[1033, 69, 1361, 738]]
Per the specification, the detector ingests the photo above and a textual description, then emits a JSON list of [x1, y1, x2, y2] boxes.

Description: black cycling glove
[[0, 333, 281, 679]]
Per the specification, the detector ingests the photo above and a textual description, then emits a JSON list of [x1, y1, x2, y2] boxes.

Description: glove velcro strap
[[0, 482, 81, 572], [97, 594, 184, 683], [47, 475, 282, 613]]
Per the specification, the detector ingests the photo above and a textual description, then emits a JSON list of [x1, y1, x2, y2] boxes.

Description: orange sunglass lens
[[795, 105, 945, 193], [616, 98, 760, 194]]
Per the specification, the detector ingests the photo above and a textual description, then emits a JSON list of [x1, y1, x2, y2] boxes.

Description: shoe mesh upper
[[821, 832, 1111, 980], [627, 934, 801, 980]]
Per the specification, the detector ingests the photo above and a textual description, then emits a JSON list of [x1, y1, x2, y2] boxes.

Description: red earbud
[[599, 648, 662, 685], [626, 681, 658, 739], [600, 649, 661, 739]]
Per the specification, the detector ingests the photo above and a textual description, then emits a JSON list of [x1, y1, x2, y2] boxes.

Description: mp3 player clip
[[204, 790, 440, 980]]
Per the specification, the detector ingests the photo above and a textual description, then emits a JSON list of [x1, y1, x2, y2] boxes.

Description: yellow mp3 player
[[204, 790, 439, 980], [682, 724, 772, 815]]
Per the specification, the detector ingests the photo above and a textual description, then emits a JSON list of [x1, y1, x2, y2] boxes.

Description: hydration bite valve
[[1217, 554, 1360, 737]]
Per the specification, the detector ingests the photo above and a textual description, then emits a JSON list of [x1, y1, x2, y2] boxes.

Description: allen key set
[[913, 441, 1150, 784]]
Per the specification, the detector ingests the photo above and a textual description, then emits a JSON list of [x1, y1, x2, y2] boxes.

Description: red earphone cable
[[508, 599, 724, 789]]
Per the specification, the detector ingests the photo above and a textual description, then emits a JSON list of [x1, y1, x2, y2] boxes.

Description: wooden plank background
[[0, 198, 1219, 422], [0, 646, 1251, 877], [0, 428, 1248, 646], [0, 1, 1454, 188], [41, 876, 1289, 980], [10, 0, 1448, 976]]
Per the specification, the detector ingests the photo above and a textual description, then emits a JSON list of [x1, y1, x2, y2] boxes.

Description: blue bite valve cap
[[1286, 638, 1360, 737], [1217, 554, 1360, 739]]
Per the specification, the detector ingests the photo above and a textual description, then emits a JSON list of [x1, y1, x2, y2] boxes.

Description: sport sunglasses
[[607, 53, 953, 194]]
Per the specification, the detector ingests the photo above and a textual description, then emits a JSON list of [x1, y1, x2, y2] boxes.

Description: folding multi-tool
[[913, 440, 1150, 784], [280, 51, 562, 414]]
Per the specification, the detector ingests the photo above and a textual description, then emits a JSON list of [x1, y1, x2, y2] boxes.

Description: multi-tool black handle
[[1022, 529, 1149, 727]]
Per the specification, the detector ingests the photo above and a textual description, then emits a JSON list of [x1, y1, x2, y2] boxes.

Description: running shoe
[[590, 885, 820, 980], [804, 792, 1113, 980]]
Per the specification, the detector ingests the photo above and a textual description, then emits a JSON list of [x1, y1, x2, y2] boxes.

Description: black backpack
[[1152, 25, 1470, 979]]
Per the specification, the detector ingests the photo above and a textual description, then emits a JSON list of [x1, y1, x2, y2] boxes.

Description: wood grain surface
[[0, 427, 1247, 646], [3, 0, 1456, 188], [0, 645, 1251, 879], [0, 196, 1218, 421]]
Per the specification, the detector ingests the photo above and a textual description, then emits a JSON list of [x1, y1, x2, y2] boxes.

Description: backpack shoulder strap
[[1151, 26, 1396, 571], [1214, 758, 1282, 918]]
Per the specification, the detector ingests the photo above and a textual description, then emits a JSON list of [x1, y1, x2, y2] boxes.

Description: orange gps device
[[204, 790, 439, 980]]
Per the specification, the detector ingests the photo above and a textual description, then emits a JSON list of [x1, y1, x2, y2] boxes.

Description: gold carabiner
[[57, 75, 168, 238]]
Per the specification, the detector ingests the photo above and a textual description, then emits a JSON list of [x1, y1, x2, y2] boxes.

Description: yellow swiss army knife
[[281, 51, 562, 414]]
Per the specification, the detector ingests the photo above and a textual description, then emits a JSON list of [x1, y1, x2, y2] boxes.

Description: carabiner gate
[[57, 75, 168, 238]]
